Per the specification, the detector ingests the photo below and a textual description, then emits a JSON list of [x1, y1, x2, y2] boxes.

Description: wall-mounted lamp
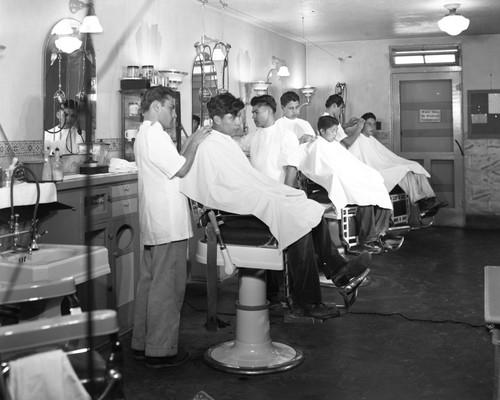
[[266, 56, 290, 81], [301, 85, 316, 103], [437, 3, 469, 36], [248, 81, 271, 97], [69, 0, 103, 33], [159, 69, 188, 91]]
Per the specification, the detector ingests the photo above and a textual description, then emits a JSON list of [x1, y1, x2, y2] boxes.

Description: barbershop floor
[[122, 226, 499, 400]]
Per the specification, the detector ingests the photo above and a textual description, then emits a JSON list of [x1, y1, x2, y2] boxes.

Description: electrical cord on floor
[[348, 310, 488, 330]]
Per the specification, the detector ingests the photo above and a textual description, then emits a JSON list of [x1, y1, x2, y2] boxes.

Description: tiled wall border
[[0, 139, 123, 157]]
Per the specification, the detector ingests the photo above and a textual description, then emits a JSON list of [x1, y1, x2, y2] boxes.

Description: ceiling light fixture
[[438, 3, 470, 36]]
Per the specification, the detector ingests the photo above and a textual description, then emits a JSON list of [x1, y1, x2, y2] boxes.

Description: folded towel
[[7, 349, 90, 400], [109, 158, 137, 173]]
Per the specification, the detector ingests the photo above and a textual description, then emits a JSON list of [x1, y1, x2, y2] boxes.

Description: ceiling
[[205, 0, 500, 44]]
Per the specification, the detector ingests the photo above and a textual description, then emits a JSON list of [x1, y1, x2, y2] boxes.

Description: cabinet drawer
[[111, 182, 138, 198], [112, 197, 138, 217]]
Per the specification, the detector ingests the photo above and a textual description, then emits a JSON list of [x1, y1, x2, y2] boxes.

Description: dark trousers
[[356, 206, 392, 243], [269, 218, 347, 307]]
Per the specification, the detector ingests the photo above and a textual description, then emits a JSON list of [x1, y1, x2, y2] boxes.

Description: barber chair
[[0, 278, 80, 325], [0, 309, 124, 400], [192, 203, 304, 374], [298, 173, 410, 254], [484, 266, 500, 400]]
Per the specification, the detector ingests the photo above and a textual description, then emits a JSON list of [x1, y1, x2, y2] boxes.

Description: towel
[[349, 134, 430, 192], [180, 130, 324, 252], [0, 182, 57, 209], [109, 158, 138, 173], [7, 349, 90, 400], [299, 137, 393, 216]]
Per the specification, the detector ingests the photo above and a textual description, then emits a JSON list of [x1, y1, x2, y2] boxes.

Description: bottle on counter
[[42, 147, 52, 181], [52, 148, 64, 182]]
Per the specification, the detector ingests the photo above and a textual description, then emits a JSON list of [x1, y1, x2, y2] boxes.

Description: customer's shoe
[[302, 302, 340, 319], [418, 197, 448, 218], [133, 349, 146, 361], [361, 241, 383, 254], [332, 251, 371, 288], [145, 350, 190, 369]]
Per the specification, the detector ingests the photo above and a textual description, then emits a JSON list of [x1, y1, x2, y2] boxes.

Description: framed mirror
[[43, 18, 96, 155]]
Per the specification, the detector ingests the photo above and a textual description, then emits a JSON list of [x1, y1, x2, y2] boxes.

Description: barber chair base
[[204, 340, 303, 375]]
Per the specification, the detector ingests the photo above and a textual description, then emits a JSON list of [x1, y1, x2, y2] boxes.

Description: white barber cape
[[349, 134, 430, 192], [299, 136, 393, 216], [180, 130, 325, 252]]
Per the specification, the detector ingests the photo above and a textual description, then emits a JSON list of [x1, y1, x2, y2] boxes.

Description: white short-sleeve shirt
[[275, 116, 316, 140], [134, 120, 193, 245]]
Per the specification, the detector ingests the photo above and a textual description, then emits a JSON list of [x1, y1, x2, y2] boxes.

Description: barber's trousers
[[280, 218, 348, 307], [132, 241, 188, 357]]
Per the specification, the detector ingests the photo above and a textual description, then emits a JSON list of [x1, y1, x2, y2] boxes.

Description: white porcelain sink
[[0, 244, 110, 285]]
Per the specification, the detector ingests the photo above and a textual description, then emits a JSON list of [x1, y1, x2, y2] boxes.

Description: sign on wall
[[419, 109, 441, 123]]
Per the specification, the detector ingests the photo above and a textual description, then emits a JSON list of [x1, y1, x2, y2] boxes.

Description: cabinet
[[40, 174, 140, 333], [120, 87, 183, 160]]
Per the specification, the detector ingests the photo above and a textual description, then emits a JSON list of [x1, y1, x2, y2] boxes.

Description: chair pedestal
[[204, 268, 303, 374]]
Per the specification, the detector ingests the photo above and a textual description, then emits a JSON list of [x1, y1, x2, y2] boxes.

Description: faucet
[[0, 163, 48, 253]]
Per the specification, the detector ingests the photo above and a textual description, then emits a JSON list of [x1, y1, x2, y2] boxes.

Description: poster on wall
[[419, 109, 441, 123]]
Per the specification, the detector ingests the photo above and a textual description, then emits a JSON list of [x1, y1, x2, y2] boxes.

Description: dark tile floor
[[122, 226, 499, 400]]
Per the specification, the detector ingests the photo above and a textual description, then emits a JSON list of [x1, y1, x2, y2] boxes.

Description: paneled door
[[392, 71, 464, 227]]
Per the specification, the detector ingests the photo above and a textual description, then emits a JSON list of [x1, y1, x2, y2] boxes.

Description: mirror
[[43, 18, 96, 155]]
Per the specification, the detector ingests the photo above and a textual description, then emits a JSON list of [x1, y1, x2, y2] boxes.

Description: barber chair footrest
[[204, 340, 304, 374]]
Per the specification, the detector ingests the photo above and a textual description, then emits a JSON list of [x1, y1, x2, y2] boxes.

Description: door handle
[[454, 139, 464, 156]]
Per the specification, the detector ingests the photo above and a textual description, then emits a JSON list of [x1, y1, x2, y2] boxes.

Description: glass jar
[[142, 65, 154, 80], [127, 65, 139, 78]]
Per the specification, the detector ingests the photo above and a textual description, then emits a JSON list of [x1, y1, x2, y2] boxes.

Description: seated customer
[[180, 93, 371, 319], [44, 99, 86, 155], [275, 91, 316, 144], [349, 112, 447, 217], [300, 115, 393, 253]]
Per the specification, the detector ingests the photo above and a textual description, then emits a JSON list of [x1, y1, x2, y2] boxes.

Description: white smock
[[135, 120, 192, 245], [180, 130, 324, 252], [349, 134, 430, 192], [250, 123, 301, 183], [299, 136, 393, 217], [275, 116, 316, 140]]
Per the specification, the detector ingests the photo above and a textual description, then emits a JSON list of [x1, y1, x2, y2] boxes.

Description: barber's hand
[[355, 117, 365, 131], [299, 135, 316, 144], [191, 125, 212, 145]]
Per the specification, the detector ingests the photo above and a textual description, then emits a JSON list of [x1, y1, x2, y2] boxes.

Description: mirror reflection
[[43, 18, 96, 155]]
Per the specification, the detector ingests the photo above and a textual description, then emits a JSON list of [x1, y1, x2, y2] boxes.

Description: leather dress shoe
[[145, 350, 190, 369], [332, 251, 371, 287], [302, 302, 340, 319]]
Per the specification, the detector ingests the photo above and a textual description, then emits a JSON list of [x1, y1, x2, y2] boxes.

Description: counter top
[[54, 171, 138, 191]]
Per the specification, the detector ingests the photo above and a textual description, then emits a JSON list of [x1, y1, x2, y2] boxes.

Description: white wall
[[0, 0, 305, 143]]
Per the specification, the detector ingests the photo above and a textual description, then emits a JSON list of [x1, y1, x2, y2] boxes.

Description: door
[[391, 71, 464, 227]]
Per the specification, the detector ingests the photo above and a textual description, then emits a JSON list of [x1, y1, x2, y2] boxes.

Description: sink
[[0, 244, 110, 285]]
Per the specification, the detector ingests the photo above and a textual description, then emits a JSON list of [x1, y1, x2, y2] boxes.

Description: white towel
[[7, 349, 91, 400], [109, 158, 138, 173]]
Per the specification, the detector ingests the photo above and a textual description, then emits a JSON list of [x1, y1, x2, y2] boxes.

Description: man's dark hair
[[325, 94, 344, 109], [317, 115, 339, 132], [280, 91, 300, 107], [207, 93, 245, 119], [361, 112, 376, 121], [140, 85, 176, 113], [250, 95, 277, 114], [61, 99, 79, 111]]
